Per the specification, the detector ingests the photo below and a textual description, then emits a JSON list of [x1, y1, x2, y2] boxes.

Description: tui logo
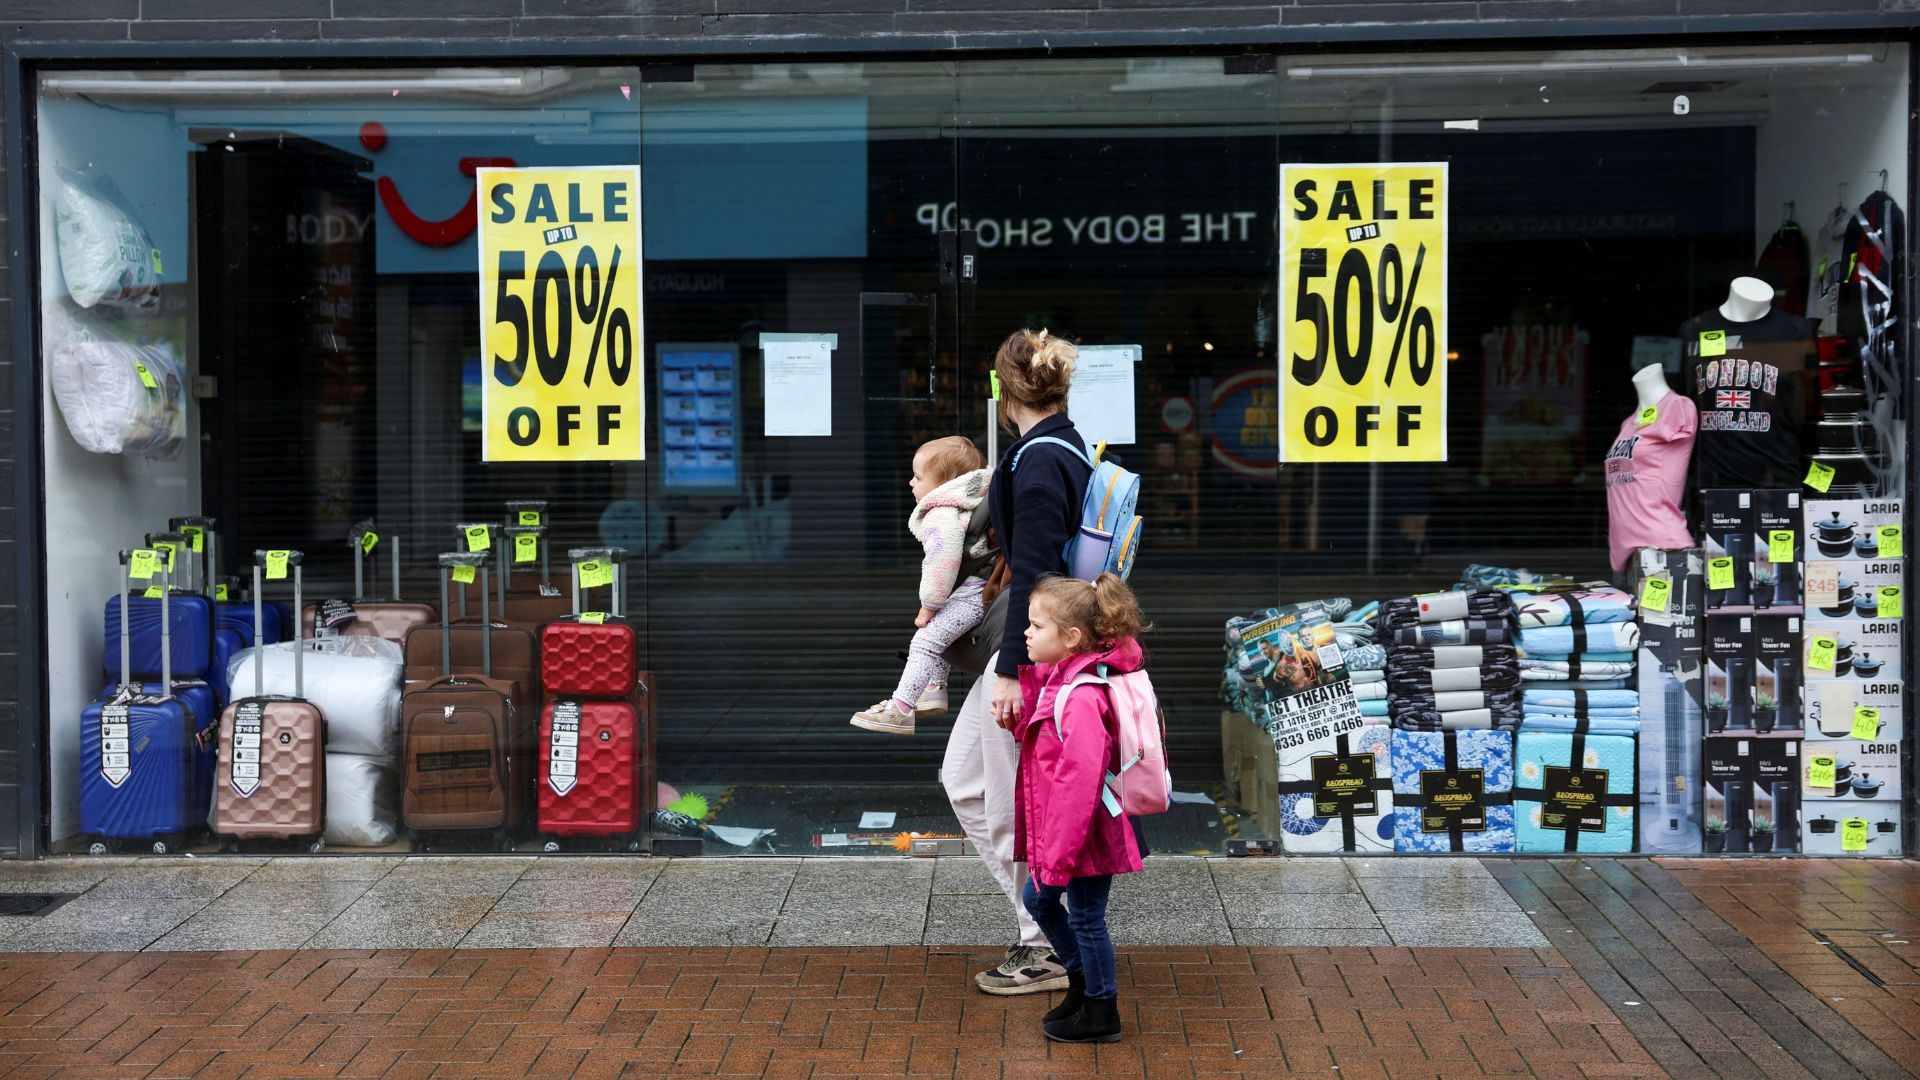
[[361, 121, 516, 247]]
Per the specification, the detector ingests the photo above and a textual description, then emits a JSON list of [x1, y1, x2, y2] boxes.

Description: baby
[[851, 436, 993, 735]]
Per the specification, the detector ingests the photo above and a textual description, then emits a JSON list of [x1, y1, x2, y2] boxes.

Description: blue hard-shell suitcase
[[103, 593, 214, 681], [81, 551, 212, 850], [209, 628, 245, 707], [95, 678, 217, 820]]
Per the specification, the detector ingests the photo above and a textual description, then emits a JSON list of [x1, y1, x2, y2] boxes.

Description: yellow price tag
[[154, 542, 178, 572], [517, 510, 542, 526], [1698, 330, 1726, 357], [579, 560, 614, 590], [1809, 755, 1837, 788], [1805, 461, 1835, 492], [1852, 707, 1882, 741], [150, 248, 163, 275], [989, 371, 1002, 401], [360, 530, 379, 555], [1878, 525, 1903, 559], [214, 584, 229, 601], [1843, 818, 1869, 852], [181, 525, 204, 553], [579, 612, 607, 625], [451, 564, 476, 584], [514, 533, 538, 564], [1707, 557, 1735, 591], [1638, 576, 1671, 613], [1768, 530, 1795, 564], [1808, 635, 1838, 672], [128, 549, 160, 580], [265, 550, 290, 580], [1880, 587, 1903, 619], [143, 586, 164, 599], [133, 359, 158, 390], [1636, 404, 1658, 427], [465, 525, 491, 552]]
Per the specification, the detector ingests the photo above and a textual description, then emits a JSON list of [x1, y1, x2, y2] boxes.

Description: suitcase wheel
[[218, 839, 239, 855], [307, 837, 326, 854], [543, 839, 561, 853], [151, 840, 170, 856], [493, 830, 514, 854], [87, 842, 109, 857], [626, 837, 644, 853]]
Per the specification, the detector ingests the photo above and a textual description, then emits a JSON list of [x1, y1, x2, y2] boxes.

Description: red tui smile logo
[[361, 121, 516, 247]]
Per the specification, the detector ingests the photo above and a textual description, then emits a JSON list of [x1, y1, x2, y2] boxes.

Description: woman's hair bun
[[996, 328, 1077, 414]]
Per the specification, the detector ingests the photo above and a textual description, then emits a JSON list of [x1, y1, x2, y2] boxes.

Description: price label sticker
[[1809, 635, 1838, 673], [154, 542, 178, 572], [1843, 818, 1869, 852], [579, 560, 614, 590], [517, 510, 542, 526], [132, 359, 158, 390], [214, 584, 229, 601], [465, 525, 491, 552], [1636, 404, 1658, 427], [1880, 586, 1903, 619], [1877, 525, 1903, 559], [360, 530, 379, 555], [1768, 530, 1795, 564], [1639, 576, 1671, 613], [150, 248, 163, 275], [1699, 329, 1727, 358], [451, 564, 477, 584], [181, 525, 204, 553], [579, 612, 607, 625], [514, 533, 538, 564], [143, 586, 165, 599], [128, 549, 161, 581], [1852, 706, 1882, 741], [989, 371, 1001, 401], [1809, 755, 1837, 788], [1708, 557, 1736, 591], [265, 550, 290, 580], [1805, 461, 1835, 492]]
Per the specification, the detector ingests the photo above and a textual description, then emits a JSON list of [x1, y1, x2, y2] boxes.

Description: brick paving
[[0, 944, 1642, 1079]]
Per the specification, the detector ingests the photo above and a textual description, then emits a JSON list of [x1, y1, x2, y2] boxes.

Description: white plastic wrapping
[[325, 753, 398, 848], [52, 168, 161, 311], [49, 330, 186, 457], [229, 638, 403, 758]]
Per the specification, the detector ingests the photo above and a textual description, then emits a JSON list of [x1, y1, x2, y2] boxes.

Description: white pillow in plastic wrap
[[53, 168, 161, 311], [228, 638, 403, 758], [325, 753, 398, 848], [49, 336, 186, 457]]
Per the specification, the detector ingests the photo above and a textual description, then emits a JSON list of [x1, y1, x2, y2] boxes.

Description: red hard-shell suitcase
[[537, 697, 644, 845], [540, 548, 638, 697]]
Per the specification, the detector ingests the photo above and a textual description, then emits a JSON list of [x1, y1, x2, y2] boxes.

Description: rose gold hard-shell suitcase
[[213, 550, 326, 848], [302, 521, 436, 645]]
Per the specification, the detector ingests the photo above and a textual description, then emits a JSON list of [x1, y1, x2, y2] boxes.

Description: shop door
[[949, 57, 1283, 773]]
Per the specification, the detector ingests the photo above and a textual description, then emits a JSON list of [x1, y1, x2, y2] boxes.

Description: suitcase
[[170, 516, 287, 648], [80, 550, 215, 852], [502, 520, 571, 628], [213, 550, 327, 846], [104, 533, 213, 680], [302, 522, 436, 645], [537, 697, 645, 847], [401, 553, 523, 848], [541, 548, 639, 697], [404, 558, 539, 723]]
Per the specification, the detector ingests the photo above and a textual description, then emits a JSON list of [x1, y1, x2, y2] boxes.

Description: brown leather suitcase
[[501, 522, 571, 627], [403, 614, 538, 726], [401, 553, 522, 847], [303, 523, 436, 645], [214, 551, 326, 847]]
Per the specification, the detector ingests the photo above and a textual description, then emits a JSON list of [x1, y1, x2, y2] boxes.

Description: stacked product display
[[1801, 498, 1905, 854], [1633, 547, 1709, 853]]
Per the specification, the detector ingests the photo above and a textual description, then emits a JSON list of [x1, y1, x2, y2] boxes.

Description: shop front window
[[32, 41, 1911, 858]]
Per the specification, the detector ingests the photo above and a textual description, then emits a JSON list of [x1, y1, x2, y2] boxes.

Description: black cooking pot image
[[1851, 773, 1885, 798], [1814, 512, 1858, 557], [1854, 532, 1880, 557], [1834, 639, 1856, 678], [1820, 576, 1858, 618], [1854, 653, 1886, 678], [1809, 816, 1839, 834], [1876, 820, 1899, 834], [1853, 591, 1880, 618]]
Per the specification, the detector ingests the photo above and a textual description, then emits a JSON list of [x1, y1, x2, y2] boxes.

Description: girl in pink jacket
[[1016, 572, 1148, 1044]]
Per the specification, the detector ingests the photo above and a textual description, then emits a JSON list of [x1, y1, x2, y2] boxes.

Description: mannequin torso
[[1633, 363, 1670, 413], [1719, 276, 1774, 323]]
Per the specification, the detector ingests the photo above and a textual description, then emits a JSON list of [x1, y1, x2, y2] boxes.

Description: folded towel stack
[[1510, 584, 1643, 737], [1384, 591, 1520, 732]]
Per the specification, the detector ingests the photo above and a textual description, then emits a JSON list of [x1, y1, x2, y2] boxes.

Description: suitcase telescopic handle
[[452, 522, 502, 617], [254, 550, 305, 698], [506, 501, 551, 583], [437, 551, 493, 678], [145, 531, 194, 595], [168, 516, 217, 598], [503, 524, 548, 591], [567, 547, 626, 618], [349, 519, 406, 602], [118, 548, 172, 693]]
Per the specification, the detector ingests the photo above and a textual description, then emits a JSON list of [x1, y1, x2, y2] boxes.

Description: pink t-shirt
[[1604, 391, 1697, 571]]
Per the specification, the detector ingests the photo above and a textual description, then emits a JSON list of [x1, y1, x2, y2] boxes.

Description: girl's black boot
[[1042, 971, 1085, 1023], [1043, 994, 1122, 1044]]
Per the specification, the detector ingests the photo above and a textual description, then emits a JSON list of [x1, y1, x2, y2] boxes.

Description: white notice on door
[[1067, 344, 1139, 445], [763, 333, 837, 437]]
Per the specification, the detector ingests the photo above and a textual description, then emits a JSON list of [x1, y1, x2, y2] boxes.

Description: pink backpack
[[1057, 664, 1172, 816]]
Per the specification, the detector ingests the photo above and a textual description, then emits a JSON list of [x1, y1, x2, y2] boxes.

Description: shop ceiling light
[[1288, 51, 1878, 80]]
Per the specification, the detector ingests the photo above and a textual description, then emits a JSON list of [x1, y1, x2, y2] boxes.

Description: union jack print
[[1717, 390, 1752, 409]]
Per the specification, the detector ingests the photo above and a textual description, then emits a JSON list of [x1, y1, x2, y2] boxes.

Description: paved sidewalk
[[0, 855, 1913, 1077]]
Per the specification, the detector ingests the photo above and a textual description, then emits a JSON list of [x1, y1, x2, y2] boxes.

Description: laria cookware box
[[1802, 619, 1903, 683], [1802, 806, 1902, 856], [1800, 738, 1902, 803], [1805, 561, 1903, 621], [1804, 498, 1904, 561]]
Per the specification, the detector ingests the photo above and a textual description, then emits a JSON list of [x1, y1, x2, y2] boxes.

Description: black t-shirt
[[1680, 306, 1815, 489]]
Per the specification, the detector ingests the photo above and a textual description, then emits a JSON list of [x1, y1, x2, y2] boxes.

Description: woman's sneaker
[[973, 944, 1068, 995], [916, 683, 949, 717], [851, 700, 915, 734]]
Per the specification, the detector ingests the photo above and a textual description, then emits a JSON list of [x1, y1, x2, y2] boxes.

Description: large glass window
[[33, 41, 1912, 857]]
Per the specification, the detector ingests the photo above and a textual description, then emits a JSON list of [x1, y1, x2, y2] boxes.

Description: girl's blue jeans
[[1021, 874, 1116, 1000]]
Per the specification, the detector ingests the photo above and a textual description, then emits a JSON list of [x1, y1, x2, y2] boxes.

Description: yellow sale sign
[[1279, 163, 1448, 462], [477, 166, 645, 462]]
